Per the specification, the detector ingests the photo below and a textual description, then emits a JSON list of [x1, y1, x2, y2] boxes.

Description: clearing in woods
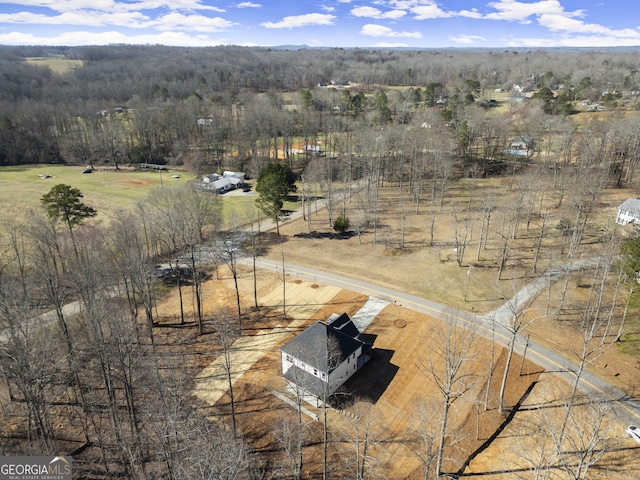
[[156, 259, 639, 478]]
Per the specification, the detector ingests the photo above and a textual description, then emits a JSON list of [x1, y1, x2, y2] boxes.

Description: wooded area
[[1, 44, 640, 479]]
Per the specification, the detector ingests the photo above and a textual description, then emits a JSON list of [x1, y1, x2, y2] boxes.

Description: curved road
[[237, 255, 640, 425]]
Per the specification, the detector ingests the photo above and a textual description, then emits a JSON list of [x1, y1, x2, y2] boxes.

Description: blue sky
[[0, 0, 638, 48]]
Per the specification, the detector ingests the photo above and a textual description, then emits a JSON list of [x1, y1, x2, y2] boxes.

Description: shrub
[[333, 214, 350, 234]]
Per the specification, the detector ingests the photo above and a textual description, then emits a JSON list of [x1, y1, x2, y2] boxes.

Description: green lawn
[[0, 165, 265, 230], [0, 165, 189, 226]]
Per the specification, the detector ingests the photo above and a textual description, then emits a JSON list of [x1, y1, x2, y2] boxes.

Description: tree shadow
[[293, 231, 356, 240], [454, 380, 538, 477]]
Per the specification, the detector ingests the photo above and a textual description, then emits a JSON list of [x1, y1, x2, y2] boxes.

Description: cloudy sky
[[0, 0, 638, 48]]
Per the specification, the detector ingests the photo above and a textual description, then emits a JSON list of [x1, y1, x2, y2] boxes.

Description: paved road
[[236, 255, 640, 425]]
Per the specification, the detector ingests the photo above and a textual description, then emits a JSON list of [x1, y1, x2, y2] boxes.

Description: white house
[[201, 171, 245, 194], [616, 198, 640, 225], [280, 313, 372, 401]]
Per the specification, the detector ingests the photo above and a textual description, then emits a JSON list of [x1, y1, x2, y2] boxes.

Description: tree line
[[2, 45, 640, 181]]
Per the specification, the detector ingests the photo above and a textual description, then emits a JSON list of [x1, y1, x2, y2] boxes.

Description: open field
[[0, 164, 260, 227], [0, 164, 187, 222], [24, 57, 83, 74]]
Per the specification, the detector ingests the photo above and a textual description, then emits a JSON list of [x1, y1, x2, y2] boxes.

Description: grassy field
[[0, 165, 236, 225], [25, 57, 83, 74]]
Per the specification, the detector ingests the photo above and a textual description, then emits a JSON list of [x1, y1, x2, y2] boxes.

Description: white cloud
[[350, 6, 406, 20], [410, 3, 452, 20], [235, 2, 260, 8], [386, 0, 416, 9], [261, 13, 336, 29], [450, 34, 486, 44], [457, 9, 482, 19], [506, 34, 640, 48], [360, 23, 421, 38], [4, 0, 225, 14], [0, 10, 152, 27], [154, 13, 235, 32], [0, 29, 229, 46], [372, 42, 410, 47], [537, 13, 640, 39], [0, 9, 236, 32], [485, 0, 583, 23]]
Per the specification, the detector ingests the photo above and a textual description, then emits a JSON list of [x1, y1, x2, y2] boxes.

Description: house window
[[321, 372, 326, 380], [314, 369, 318, 376], [347, 357, 350, 364], [286, 355, 291, 362]]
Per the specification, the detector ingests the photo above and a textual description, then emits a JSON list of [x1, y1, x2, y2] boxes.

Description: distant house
[[616, 198, 640, 225], [510, 135, 533, 151], [202, 171, 245, 194], [280, 313, 372, 401], [304, 144, 323, 155], [505, 135, 534, 156]]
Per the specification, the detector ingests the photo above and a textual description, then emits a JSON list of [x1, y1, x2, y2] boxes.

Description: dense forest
[[2, 45, 640, 181], [2, 45, 640, 479]]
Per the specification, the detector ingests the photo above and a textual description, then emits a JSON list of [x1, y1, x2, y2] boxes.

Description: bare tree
[[107, 211, 155, 344], [412, 398, 443, 480], [215, 219, 244, 335], [452, 210, 469, 267], [338, 398, 381, 480], [147, 185, 221, 333], [476, 195, 495, 261], [243, 202, 262, 309], [558, 244, 618, 443], [551, 397, 616, 480], [0, 277, 60, 453], [172, 409, 255, 480], [532, 209, 551, 274], [212, 307, 239, 437], [418, 313, 478, 478], [493, 280, 541, 413]]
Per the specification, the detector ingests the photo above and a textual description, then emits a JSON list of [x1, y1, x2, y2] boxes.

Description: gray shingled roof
[[619, 198, 640, 214], [281, 319, 364, 372]]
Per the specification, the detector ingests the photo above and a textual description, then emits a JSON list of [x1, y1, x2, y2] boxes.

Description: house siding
[[327, 346, 362, 395], [282, 346, 363, 396], [616, 199, 640, 225]]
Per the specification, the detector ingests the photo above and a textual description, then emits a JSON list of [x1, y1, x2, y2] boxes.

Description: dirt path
[[193, 282, 341, 408]]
